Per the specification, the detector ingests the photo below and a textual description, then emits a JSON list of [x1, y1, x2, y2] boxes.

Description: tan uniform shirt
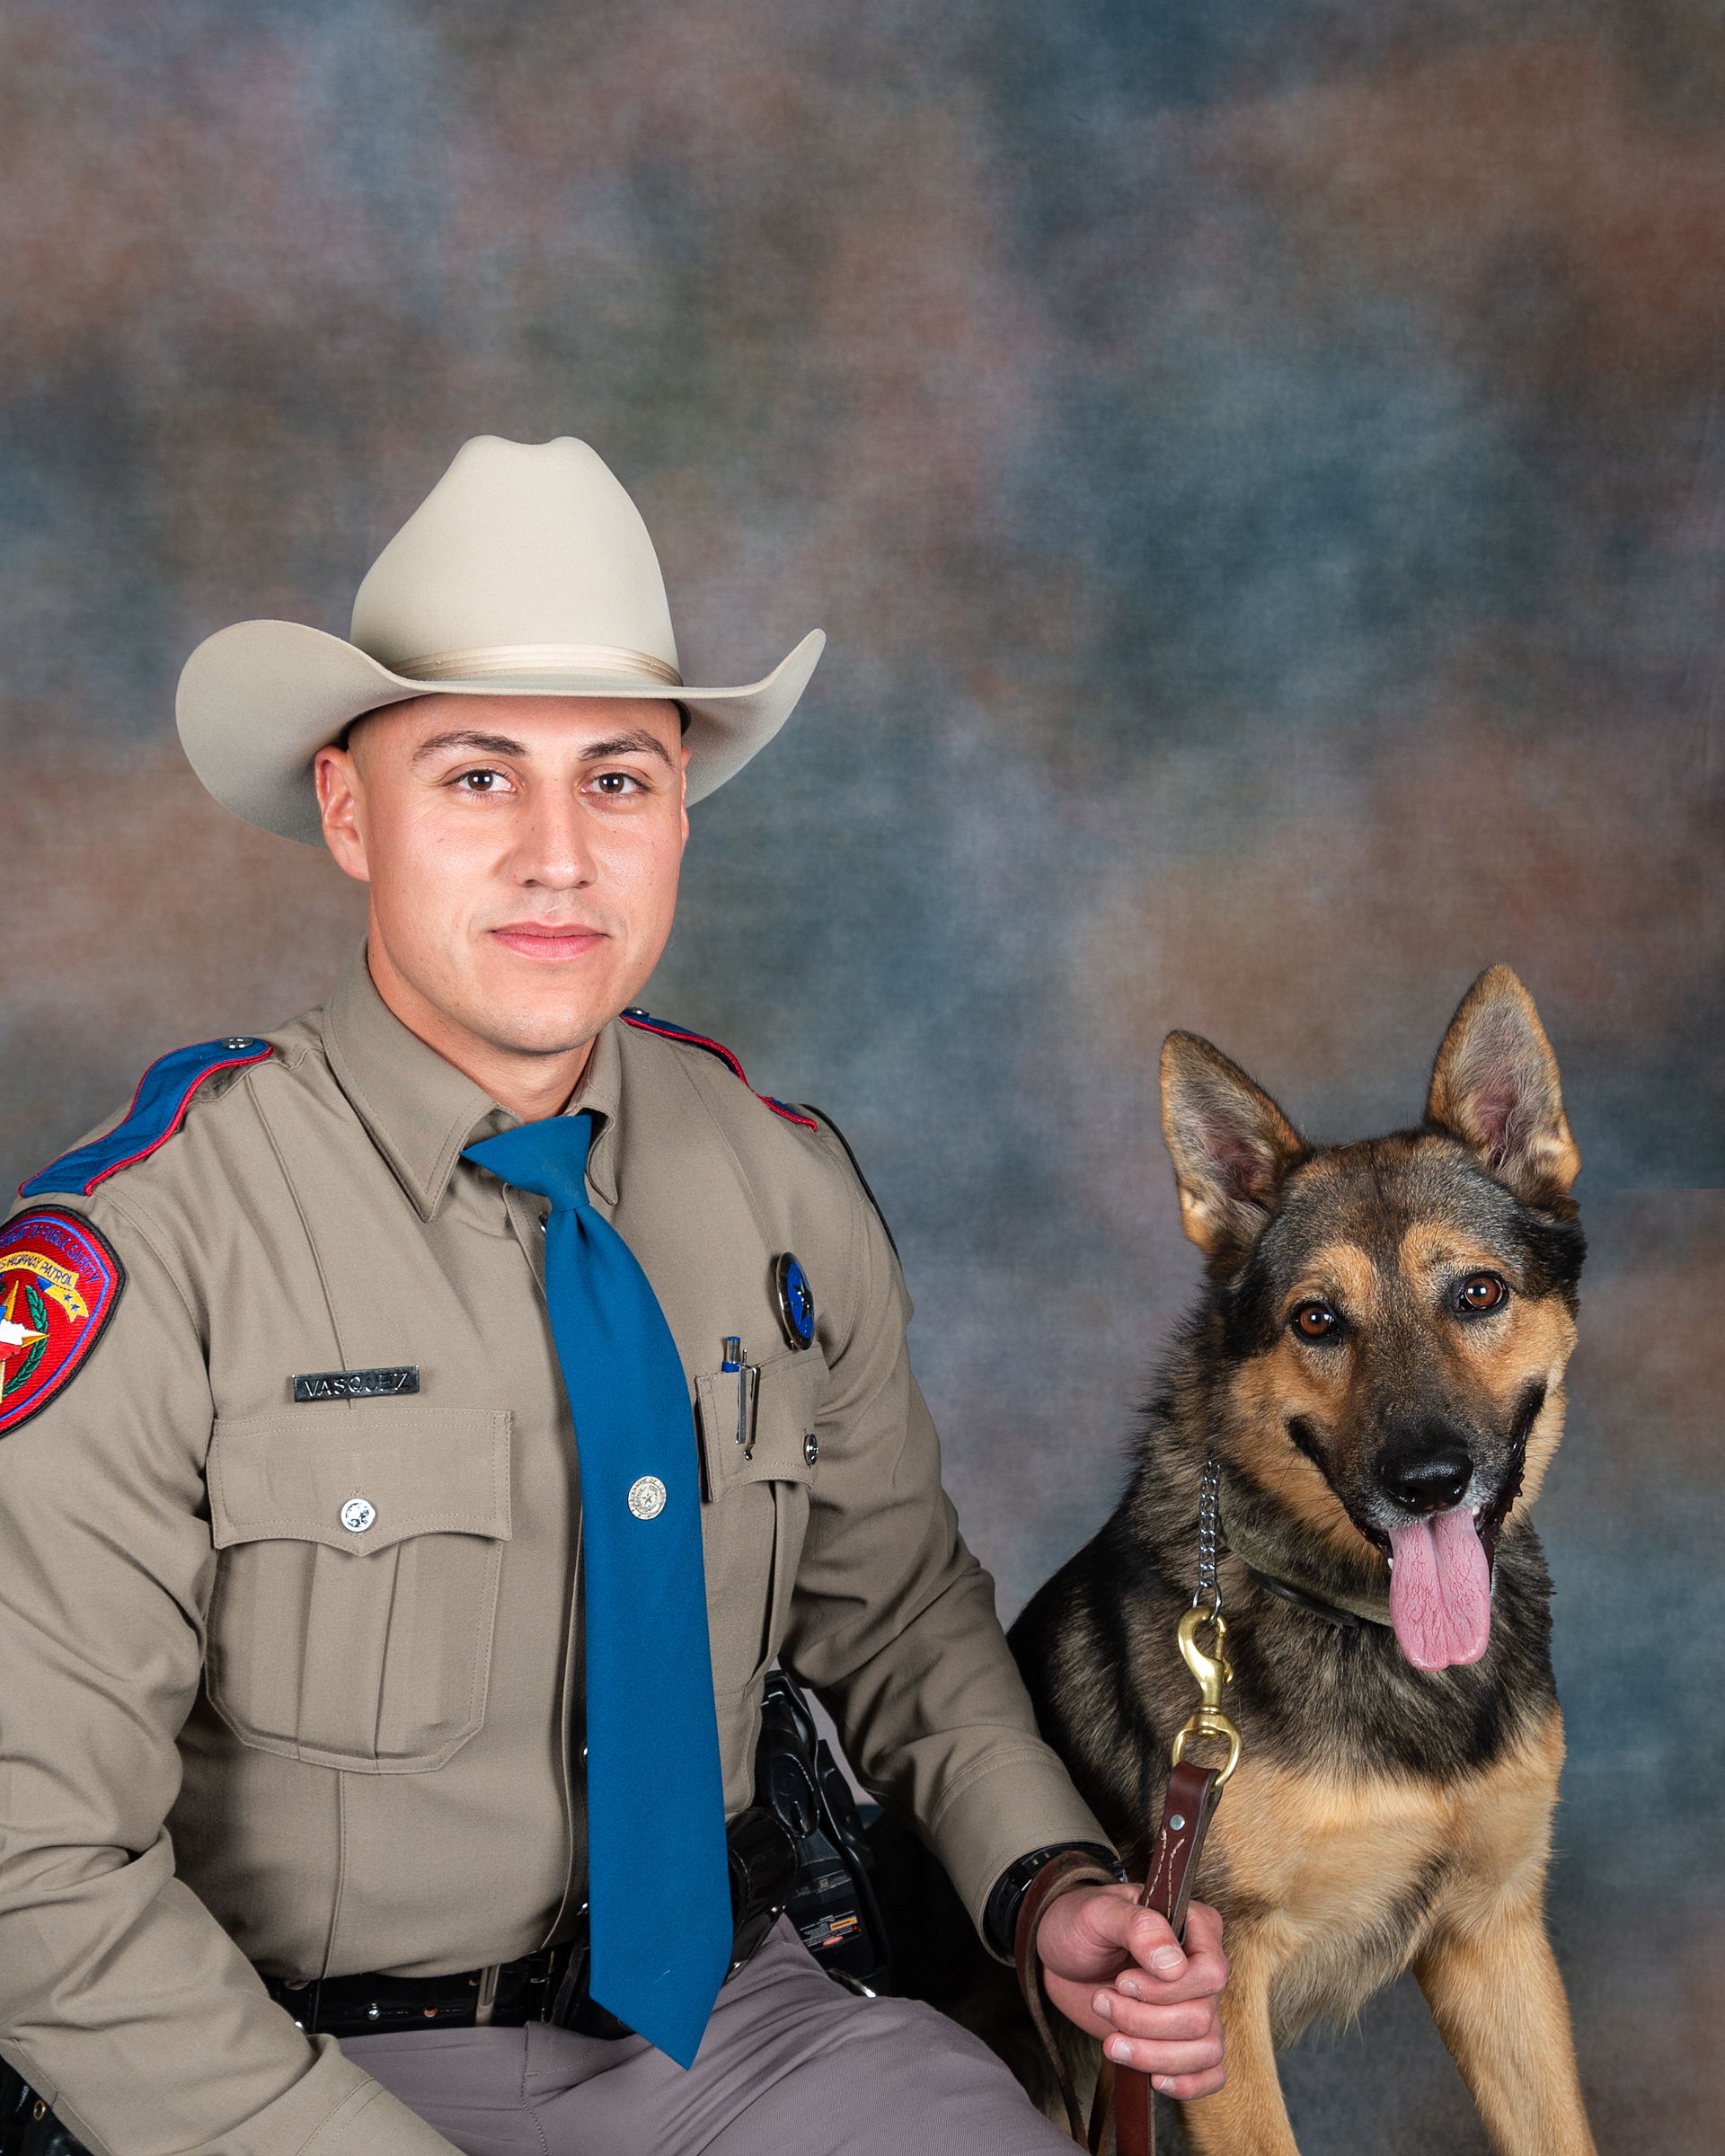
[[0, 950, 1108, 2155]]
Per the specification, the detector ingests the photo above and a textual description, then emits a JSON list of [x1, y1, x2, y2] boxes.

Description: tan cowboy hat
[[176, 435, 825, 845]]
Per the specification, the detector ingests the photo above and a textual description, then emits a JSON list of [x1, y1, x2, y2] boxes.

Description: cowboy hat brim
[[176, 621, 826, 845]]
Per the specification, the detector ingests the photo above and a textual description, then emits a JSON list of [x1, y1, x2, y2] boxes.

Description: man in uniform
[[0, 437, 1225, 2154]]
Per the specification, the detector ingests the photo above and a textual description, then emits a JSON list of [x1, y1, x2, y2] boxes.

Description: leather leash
[[1015, 1851, 1135, 2144], [1017, 1460, 1243, 2156], [1103, 1756, 1223, 2156]]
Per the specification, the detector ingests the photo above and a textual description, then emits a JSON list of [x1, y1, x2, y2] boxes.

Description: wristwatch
[[984, 1842, 1127, 1957]]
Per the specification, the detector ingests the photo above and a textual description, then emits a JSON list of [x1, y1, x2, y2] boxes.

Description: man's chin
[[416, 973, 624, 1066], [463, 950, 638, 1043], [368, 934, 653, 1081], [475, 1002, 624, 1061]]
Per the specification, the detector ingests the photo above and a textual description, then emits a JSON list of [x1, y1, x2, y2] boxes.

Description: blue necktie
[[464, 1113, 730, 2068]]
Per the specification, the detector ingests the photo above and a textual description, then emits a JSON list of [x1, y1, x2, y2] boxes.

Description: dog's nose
[[1379, 1447, 1473, 1515]]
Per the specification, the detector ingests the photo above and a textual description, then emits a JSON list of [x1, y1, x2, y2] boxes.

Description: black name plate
[[292, 1365, 420, 1402]]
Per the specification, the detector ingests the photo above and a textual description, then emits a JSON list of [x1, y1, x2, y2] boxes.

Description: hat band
[[392, 641, 685, 689]]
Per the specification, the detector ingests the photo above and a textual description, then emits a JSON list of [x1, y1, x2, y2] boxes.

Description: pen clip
[[727, 1339, 755, 1454]]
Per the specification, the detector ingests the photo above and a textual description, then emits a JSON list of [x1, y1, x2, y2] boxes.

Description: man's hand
[[1036, 1883, 1227, 2099]]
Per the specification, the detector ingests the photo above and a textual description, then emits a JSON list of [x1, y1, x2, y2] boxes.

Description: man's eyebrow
[[408, 727, 676, 770], [579, 730, 677, 770], [410, 729, 529, 765]]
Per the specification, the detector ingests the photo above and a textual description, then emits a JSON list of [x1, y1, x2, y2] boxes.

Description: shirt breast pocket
[[204, 1405, 512, 1774], [694, 1350, 826, 1700]]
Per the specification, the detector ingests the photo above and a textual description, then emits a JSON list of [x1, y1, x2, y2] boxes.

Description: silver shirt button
[[626, 1475, 668, 1521], [341, 1498, 376, 1534]]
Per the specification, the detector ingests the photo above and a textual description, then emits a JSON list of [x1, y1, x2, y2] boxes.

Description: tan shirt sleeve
[[777, 1156, 1112, 1941], [0, 1203, 455, 2156]]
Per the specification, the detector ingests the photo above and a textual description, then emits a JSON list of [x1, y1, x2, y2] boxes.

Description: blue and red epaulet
[[619, 1011, 818, 1133], [19, 1037, 274, 1200]]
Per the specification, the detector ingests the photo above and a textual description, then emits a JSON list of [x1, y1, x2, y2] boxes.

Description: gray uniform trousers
[[343, 1922, 1070, 2155]]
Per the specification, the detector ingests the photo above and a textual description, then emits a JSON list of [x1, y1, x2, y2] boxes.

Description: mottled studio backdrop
[[1, 4, 1720, 2150]]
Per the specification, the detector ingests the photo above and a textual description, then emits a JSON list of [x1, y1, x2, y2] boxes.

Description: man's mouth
[[488, 923, 608, 962]]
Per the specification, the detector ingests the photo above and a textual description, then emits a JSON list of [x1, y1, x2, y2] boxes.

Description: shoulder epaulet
[[19, 1037, 274, 1200], [798, 1101, 901, 1262], [619, 1011, 819, 1132]]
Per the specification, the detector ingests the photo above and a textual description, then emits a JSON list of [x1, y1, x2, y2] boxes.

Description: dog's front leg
[[1414, 1910, 1596, 2156], [1176, 1948, 1299, 2156], [1415, 1710, 1596, 2156]]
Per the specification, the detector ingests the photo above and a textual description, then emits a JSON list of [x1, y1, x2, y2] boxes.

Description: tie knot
[[464, 1112, 597, 1213]]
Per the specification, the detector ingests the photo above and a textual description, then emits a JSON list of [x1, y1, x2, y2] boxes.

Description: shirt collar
[[321, 944, 624, 1220]]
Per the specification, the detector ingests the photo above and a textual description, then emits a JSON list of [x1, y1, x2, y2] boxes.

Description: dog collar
[[1242, 1565, 1364, 1630], [1216, 1483, 1394, 1630]]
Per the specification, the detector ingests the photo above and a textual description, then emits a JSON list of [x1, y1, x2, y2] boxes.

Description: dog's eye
[[1456, 1275, 1507, 1314], [1292, 1303, 1340, 1340]]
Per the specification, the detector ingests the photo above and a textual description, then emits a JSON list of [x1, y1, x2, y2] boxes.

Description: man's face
[[315, 694, 689, 1076]]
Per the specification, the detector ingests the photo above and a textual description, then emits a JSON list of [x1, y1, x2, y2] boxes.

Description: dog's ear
[[1426, 966, 1580, 1206], [1160, 1032, 1308, 1267]]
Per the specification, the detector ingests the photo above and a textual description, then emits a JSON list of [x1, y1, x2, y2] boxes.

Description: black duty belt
[[266, 1933, 619, 2041], [264, 1807, 799, 2044]]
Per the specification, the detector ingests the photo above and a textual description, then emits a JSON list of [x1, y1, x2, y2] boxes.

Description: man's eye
[[591, 771, 645, 797], [455, 769, 508, 794]]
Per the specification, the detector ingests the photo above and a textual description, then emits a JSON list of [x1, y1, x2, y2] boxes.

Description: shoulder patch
[[19, 1037, 273, 1200], [0, 1207, 125, 1435], [620, 1011, 818, 1132]]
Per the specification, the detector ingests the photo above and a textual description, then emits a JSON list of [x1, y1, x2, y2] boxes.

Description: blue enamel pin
[[774, 1253, 816, 1351]]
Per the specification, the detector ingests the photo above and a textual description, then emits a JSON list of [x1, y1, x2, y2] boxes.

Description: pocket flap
[[208, 1405, 512, 1555], [696, 1350, 827, 1498]]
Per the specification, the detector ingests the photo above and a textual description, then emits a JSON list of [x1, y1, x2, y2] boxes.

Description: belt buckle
[[542, 1912, 635, 2040]]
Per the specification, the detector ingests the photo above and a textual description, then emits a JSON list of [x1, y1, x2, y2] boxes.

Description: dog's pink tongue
[[1388, 1508, 1492, 1670]]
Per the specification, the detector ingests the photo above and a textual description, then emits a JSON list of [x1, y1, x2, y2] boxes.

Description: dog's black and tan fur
[[886, 968, 1597, 2155]]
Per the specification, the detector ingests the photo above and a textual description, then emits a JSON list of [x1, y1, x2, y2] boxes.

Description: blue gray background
[[1, 4, 1720, 2148]]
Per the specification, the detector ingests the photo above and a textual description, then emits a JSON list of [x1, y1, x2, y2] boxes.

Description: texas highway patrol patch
[[0, 1208, 125, 1436]]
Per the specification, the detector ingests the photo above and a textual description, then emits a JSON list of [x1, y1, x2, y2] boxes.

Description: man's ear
[[1160, 1032, 1308, 1270], [314, 744, 372, 885], [1426, 966, 1580, 1206]]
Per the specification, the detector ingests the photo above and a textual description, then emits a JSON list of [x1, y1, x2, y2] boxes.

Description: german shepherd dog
[[880, 967, 1596, 2155]]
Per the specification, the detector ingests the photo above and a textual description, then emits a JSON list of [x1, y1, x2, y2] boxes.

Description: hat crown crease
[[350, 436, 682, 678]]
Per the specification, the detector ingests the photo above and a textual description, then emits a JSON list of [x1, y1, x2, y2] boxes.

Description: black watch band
[[983, 1841, 1127, 1957]]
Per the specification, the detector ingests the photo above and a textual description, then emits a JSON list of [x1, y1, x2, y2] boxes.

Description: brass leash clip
[[1171, 1604, 1243, 1786]]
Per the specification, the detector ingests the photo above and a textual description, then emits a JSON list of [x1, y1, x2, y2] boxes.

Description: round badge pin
[[774, 1252, 816, 1351], [627, 1475, 668, 1520]]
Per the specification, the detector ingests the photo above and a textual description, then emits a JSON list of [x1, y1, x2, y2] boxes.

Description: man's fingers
[[1038, 1886, 1229, 2079], [1147, 2064, 1228, 2101], [1115, 1898, 1228, 2004], [1041, 1967, 1224, 2049], [1093, 1993, 1220, 2047], [1099, 2028, 1225, 2081], [1179, 1900, 1225, 1962], [1039, 1886, 1228, 2003]]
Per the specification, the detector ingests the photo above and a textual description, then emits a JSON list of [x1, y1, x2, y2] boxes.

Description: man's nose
[[515, 787, 594, 885]]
